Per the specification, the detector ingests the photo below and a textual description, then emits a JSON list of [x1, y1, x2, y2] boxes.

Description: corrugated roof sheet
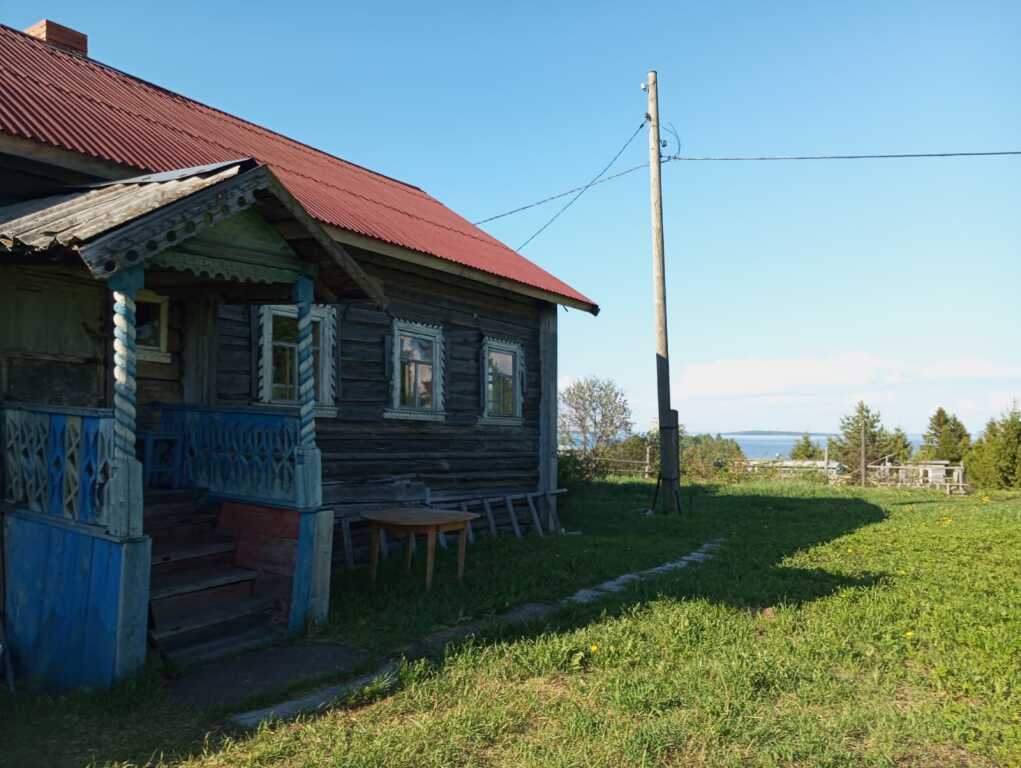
[[0, 24, 597, 311]]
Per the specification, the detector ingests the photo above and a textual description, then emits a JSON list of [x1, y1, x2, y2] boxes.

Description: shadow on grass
[[0, 480, 887, 768]]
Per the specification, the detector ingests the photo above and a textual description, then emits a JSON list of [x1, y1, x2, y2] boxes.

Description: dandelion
[[589, 644, 599, 654], [904, 631, 915, 638], [897, 569, 907, 576], [982, 496, 991, 504]]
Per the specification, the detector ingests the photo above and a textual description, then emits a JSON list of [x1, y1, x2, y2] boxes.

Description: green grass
[[1, 481, 1018, 767]]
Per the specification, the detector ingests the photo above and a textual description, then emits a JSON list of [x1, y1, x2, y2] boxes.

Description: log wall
[[214, 250, 549, 497]]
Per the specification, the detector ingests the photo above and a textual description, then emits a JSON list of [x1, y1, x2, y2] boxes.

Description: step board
[[150, 563, 257, 601], [152, 594, 278, 642], [163, 623, 280, 667], [151, 535, 236, 566]]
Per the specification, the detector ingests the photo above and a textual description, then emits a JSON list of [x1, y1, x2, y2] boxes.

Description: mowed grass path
[[3, 481, 1019, 767]]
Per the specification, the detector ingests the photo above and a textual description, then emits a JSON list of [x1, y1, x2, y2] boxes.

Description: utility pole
[[860, 421, 866, 488], [644, 70, 681, 513]]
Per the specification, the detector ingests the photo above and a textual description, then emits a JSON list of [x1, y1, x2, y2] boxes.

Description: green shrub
[[558, 450, 608, 487]]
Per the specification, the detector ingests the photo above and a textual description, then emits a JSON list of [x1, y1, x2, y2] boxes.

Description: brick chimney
[[24, 19, 88, 57]]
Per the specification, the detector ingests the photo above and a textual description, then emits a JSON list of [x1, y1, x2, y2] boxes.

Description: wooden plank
[[150, 564, 257, 601], [459, 501, 475, 543], [538, 303, 558, 518], [481, 498, 498, 538], [525, 494, 544, 537], [544, 492, 562, 533], [503, 496, 523, 539]]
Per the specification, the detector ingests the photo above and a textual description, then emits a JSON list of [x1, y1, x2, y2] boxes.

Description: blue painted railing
[[155, 404, 301, 506], [1, 403, 116, 528]]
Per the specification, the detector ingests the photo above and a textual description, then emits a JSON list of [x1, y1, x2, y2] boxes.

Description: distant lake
[[720, 433, 924, 460]]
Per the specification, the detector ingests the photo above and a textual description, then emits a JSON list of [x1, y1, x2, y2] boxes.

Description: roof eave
[[321, 222, 600, 315]]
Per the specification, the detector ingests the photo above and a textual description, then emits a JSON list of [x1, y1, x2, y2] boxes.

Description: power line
[[474, 160, 654, 225], [665, 150, 1021, 161], [515, 119, 647, 251], [474, 149, 1021, 229]]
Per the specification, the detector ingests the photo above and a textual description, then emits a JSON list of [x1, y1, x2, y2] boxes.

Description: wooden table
[[362, 508, 480, 590]]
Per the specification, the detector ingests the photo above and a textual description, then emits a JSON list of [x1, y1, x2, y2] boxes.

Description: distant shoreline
[[721, 430, 837, 437]]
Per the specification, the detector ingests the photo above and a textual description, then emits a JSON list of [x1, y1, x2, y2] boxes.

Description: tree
[[790, 433, 824, 461], [966, 404, 1021, 489], [558, 377, 633, 453], [880, 427, 914, 464], [680, 433, 746, 482], [828, 401, 886, 484], [918, 407, 971, 462]]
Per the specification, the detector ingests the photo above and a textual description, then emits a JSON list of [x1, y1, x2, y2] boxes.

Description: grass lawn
[[1, 480, 1018, 767]]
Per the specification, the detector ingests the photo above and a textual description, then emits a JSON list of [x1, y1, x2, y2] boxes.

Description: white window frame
[[385, 318, 445, 421], [480, 337, 525, 425], [257, 304, 337, 416], [136, 289, 171, 364]]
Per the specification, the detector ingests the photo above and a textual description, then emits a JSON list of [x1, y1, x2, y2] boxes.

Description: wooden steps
[[150, 563, 258, 601], [152, 594, 279, 642], [151, 534, 236, 567], [144, 487, 284, 667], [161, 623, 279, 667]]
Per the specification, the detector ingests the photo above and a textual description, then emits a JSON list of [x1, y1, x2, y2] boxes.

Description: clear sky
[[6, 1, 1019, 435]]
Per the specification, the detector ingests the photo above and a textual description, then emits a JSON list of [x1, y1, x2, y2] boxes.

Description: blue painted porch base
[[288, 505, 332, 634], [3, 510, 150, 690]]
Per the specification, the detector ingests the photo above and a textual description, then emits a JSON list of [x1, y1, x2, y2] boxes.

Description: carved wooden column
[[288, 276, 330, 632], [292, 276, 321, 510], [295, 277, 317, 451], [108, 267, 145, 538]]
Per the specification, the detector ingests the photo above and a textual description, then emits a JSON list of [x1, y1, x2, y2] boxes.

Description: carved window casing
[[481, 337, 525, 425], [257, 304, 337, 415], [385, 318, 445, 421]]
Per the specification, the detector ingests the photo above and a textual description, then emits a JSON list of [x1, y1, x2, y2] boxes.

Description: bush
[[680, 434, 747, 484], [558, 450, 608, 488]]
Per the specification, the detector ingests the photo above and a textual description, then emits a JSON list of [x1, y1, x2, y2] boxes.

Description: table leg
[[405, 532, 414, 572], [369, 525, 380, 586], [425, 528, 436, 591], [457, 525, 468, 581]]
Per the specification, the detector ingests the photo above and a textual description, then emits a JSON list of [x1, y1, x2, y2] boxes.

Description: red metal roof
[[0, 24, 597, 311]]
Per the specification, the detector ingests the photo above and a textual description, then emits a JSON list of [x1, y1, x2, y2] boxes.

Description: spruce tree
[[790, 432, 823, 460], [920, 407, 970, 462], [829, 401, 885, 483]]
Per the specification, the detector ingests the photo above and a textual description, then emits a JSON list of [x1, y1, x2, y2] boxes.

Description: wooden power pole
[[644, 70, 681, 513]]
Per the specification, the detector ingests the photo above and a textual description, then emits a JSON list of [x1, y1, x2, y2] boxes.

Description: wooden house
[[0, 20, 598, 689]]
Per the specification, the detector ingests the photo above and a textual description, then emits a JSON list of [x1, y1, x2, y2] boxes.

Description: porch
[[0, 160, 385, 688]]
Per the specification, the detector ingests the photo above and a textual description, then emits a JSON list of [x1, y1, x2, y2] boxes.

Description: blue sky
[[7, 1, 1019, 434]]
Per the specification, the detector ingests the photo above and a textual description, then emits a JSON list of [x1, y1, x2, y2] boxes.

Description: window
[[481, 337, 524, 424], [386, 319, 445, 420], [258, 304, 337, 414], [136, 289, 170, 363]]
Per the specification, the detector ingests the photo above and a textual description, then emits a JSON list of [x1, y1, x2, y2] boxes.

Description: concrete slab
[[230, 661, 399, 729], [167, 640, 369, 710]]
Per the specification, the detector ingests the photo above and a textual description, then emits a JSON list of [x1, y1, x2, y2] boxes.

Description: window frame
[[135, 289, 171, 364], [480, 337, 525, 426], [385, 318, 445, 421], [257, 304, 338, 416]]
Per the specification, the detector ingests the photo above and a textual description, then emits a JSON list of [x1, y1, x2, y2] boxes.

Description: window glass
[[270, 312, 321, 402], [487, 350, 516, 417], [398, 333, 435, 409], [136, 300, 162, 349], [401, 335, 433, 362]]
